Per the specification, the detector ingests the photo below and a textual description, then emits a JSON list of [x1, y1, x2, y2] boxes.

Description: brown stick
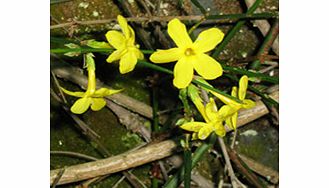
[[50, 140, 179, 185], [244, 0, 279, 55], [226, 147, 265, 188], [238, 153, 279, 184]]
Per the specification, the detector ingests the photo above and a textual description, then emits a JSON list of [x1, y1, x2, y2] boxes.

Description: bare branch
[[50, 140, 179, 185]]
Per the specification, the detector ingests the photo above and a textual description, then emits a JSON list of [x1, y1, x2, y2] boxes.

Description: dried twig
[[244, 0, 279, 55], [238, 153, 279, 184], [218, 138, 247, 188], [226, 147, 265, 188], [51, 71, 67, 104], [50, 13, 276, 30], [50, 151, 99, 161], [51, 168, 66, 188], [50, 140, 179, 185], [106, 99, 151, 142]]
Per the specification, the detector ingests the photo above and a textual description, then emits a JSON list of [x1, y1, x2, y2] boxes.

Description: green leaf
[[64, 52, 81, 57], [64, 43, 80, 49], [84, 39, 111, 49]]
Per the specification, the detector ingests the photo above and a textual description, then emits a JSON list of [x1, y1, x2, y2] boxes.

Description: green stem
[[50, 48, 154, 54], [191, 0, 207, 15], [206, 12, 277, 20], [151, 178, 159, 188], [137, 60, 173, 75], [223, 74, 278, 107], [248, 85, 279, 107], [51, 47, 277, 84], [212, 0, 264, 57], [183, 149, 192, 188], [163, 133, 217, 188], [192, 79, 243, 103], [137, 60, 243, 104], [179, 88, 193, 118], [222, 64, 279, 84]]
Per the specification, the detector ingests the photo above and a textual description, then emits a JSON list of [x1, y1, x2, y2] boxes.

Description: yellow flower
[[61, 53, 122, 114], [105, 15, 144, 74], [150, 18, 225, 89], [211, 75, 255, 130], [180, 97, 226, 140]]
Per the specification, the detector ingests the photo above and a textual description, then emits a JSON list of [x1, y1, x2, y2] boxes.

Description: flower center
[[184, 48, 195, 56]]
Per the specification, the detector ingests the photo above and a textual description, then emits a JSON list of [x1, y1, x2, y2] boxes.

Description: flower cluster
[[179, 76, 255, 140], [61, 15, 256, 140], [105, 16, 224, 89]]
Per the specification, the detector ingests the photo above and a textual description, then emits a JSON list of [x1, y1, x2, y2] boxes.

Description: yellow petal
[[238, 75, 248, 100], [225, 112, 238, 130], [71, 97, 92, 114], [218, 105, 238, 119], [198, 125, 214, 140], [173, 57, 194, 89], [94, 88, 123, 97], [214, 123, 226, 137], [127, 25, 136, 45], [117, 15, 131, 39], [105, 30, 126, 50], [90, 98, 106, 111], [106, 49, 125, 63], [60, 87, 85, 97], [231, 86, 238, 98], [119, 51, 137, 74], [150, 48, 182, 63], [211, 91, 239, 106], [130, 47, 144, 60], [242, 99, 256, 109], [193, 28, 224, 53], [168, 18, 192, 48], [180, 122, 207, 132], [192, 53, 223, 80], [205, 98, 219, 122]]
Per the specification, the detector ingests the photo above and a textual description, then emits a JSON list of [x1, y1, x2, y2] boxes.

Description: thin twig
[[251, 19, 279, 69], [230, 130, 238, 149], [112, 174, 127, 188], [218, 138, 247, 188], [50, 13, 276, 29], [50, 151, 99, 161], [51, 168, 66, 188], [226, 147, 266, 188], [51, 71, 67, 104], [244, 0, 279, 55], [259, 63, 278, 73], [238, 153, 279, 184]]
